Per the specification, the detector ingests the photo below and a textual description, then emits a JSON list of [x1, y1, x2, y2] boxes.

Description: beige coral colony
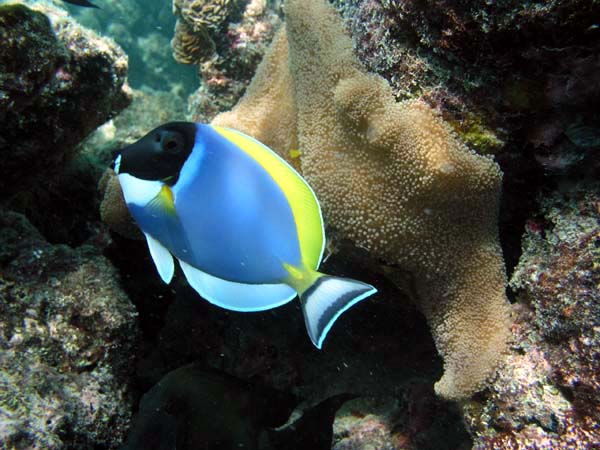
[[171, 0, 232, 64], [101, 0, 512, 401]]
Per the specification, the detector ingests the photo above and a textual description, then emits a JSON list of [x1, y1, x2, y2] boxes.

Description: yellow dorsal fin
[[212, 125, 325, 269]]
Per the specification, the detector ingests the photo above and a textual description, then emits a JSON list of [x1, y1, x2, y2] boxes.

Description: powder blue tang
[[115, 123, 377, 348]]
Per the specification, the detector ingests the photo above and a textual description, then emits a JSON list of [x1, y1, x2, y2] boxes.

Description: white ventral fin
[[178, 259, 296, 312], [144, 232, 175, 284]]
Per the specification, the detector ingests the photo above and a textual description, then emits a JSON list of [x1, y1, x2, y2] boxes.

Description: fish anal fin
[[178, 259, 296, 311]]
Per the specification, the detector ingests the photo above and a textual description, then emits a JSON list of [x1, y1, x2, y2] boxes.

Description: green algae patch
[[461, 122, 504, 155]]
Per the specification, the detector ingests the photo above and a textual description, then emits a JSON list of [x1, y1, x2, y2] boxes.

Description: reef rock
[[0, 2, 131, 200], [0, 210, 138, 449], [332, 390, 471, 450], [464, 182, 600, 448], [338, 0, 600, 154]]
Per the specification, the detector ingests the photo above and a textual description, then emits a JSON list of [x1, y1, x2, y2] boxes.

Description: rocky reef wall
[[1, 0, 598, 449]]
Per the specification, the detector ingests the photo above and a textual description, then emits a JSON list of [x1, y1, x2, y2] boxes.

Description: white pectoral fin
[[118, 173, 163, 208], [144, 232, 175, 284], [178, 259, 296, 311]]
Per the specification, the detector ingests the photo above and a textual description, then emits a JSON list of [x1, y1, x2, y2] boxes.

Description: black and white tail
[[299, 275, 377, 348]]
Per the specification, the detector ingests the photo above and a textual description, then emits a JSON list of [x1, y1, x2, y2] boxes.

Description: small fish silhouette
[[62, 0, 99, 9]]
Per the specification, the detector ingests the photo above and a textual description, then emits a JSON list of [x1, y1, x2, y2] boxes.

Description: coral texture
[[171, 17, 215, 64], [99, 169, 142, 240], [100, 0, 510, 400], [211, 27, 297, 163], [464, 183, 600, 448], [187, 0, 283, 122], [337, 0, 600, 188], [0, 210, 138, 449], [0, 2, 131, 200], [212, 0, 511, 399], [173, 0, 233, 32], [171, 0, 236, 65]]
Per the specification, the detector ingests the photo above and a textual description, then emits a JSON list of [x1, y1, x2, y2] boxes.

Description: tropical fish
[[62, 0, 99, 8], [120, 364, 354, 450], [266, 393, 357, 450], [113, 122, 377, 348], [120, 365, 298, 450]]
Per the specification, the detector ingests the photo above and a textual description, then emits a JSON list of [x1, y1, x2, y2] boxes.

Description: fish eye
[[161, 131, 184, 154]]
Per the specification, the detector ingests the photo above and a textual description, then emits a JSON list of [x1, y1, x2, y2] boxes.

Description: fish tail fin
[[284, 264, 377, 349]]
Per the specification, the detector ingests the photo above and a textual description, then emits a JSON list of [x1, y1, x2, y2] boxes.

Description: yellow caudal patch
[[212, 125, 324, 269], [282, 263, 321, 295]]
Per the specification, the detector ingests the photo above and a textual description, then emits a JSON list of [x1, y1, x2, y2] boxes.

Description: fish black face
[[115, 122, 197, 185]]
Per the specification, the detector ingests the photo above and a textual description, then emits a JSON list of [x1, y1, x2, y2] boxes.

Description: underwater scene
[[0, 0, 599, 448]]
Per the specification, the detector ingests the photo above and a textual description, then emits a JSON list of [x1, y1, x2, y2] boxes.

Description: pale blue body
[[119, 123, 377, 347], [128, 125, 302, 285]]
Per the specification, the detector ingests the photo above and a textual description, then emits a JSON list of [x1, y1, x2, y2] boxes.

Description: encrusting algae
[[100, 0, 512, 400]]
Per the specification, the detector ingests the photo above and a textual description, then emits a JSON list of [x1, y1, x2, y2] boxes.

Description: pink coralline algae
[[333, 414, 397, 450], [464, 184, 600, 449]]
